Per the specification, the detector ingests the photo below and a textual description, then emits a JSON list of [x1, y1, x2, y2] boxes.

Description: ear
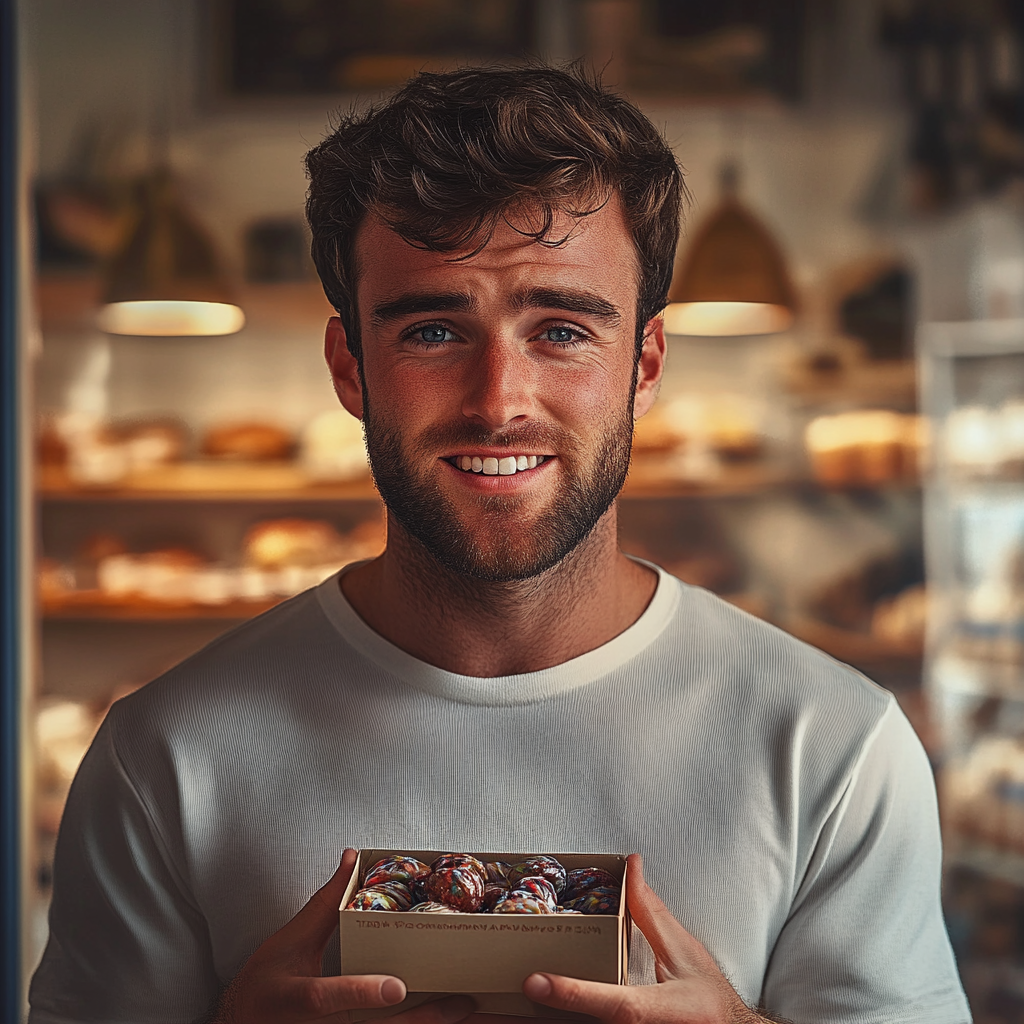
[[633, 316, 666, 420], [325, 316, 364, 420]]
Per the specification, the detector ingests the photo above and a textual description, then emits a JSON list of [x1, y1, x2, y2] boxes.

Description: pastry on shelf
[[805, 410, 922, 486], [631, 407, 686, 455], [37, 558, 76, 602], [109, 417, 188, 470], [202, 421, 295, 461], [97, 546, 209, 604], [871, 584, 927, 647], [243, 518, 349, 569], [300, 409, 369, 480]]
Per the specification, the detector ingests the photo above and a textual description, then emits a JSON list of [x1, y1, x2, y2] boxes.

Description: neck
[[340, 504, 657, 677]]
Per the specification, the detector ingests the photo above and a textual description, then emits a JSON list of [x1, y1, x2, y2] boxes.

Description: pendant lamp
[[664, 163, 796, 337], [97, 169, 245, 337]]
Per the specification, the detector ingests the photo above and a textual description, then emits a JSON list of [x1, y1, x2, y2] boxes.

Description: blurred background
[[11, 0, 1024, 1019]]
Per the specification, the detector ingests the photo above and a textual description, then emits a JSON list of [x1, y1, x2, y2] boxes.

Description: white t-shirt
[[30, 567, 970, 1024]]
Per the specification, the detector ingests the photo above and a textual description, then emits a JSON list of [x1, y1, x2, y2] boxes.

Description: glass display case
[[919, 318, 1024, 1013]]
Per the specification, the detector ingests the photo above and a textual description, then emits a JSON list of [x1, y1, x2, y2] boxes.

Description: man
[[31, 66, 969, 1024]]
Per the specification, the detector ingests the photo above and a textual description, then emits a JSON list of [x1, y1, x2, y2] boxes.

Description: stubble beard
[[362, 402, 635, 583]]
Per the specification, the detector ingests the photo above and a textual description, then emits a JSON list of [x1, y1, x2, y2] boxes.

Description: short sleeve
[[28, 716, 222, 1024], [762, 701, 971, 1024]]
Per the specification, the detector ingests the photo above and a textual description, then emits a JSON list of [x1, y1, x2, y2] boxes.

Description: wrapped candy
[[364, 855, 431, 889], [409, 901, 459, 914], [510, 876, 558, 911], [508, 855, 566, 895], [493, 893, 553, 914], [562, 867, 618, 902], [425, 865, 486, 912], [562, 885, 620, 915]]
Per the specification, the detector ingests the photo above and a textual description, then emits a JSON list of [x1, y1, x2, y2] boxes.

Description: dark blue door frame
[[1, 0, 23, 1017]]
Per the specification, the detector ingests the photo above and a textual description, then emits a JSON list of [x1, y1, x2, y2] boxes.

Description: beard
[[362, 403, 634, 583]]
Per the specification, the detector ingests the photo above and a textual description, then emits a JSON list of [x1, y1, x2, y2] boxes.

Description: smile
[[446, 455, 548, 476]]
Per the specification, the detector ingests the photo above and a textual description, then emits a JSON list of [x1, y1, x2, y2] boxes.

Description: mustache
[[406, 420, 581, 455]]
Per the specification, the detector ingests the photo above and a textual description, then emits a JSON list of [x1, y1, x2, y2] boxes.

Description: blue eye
[[544, 326, 578, 344], [418, 326, 452, 344]]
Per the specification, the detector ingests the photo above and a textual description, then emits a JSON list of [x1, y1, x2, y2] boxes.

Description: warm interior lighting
[[663, 301, 792, 337], [99, 169, 244, 337], [97, 300, 246, 337], [665, 164, 796, 337]]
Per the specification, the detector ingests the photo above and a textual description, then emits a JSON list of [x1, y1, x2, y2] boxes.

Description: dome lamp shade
[[98, 171, 245, 337], [664, 180, 796, 337]]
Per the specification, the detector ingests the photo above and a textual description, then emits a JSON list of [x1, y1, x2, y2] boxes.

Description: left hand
[[517, 853, 768, 1024]]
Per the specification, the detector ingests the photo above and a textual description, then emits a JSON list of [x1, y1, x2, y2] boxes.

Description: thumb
[[269, 848, 358, 959], [626, 853, 718, 981]]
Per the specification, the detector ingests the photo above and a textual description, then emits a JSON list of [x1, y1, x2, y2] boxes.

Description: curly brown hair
[[305, 63, 685, 361]]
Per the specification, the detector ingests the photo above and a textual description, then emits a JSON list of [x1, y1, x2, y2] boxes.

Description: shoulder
[[652, 570, 898, 757], [103, 581, 357, 771]]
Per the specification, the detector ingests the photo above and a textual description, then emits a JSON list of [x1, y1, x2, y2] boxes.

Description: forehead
[[352, 199, 640, 308]]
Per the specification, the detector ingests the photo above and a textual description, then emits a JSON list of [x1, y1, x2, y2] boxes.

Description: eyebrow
[[370, 292, 476, 326], [510, 287, 622, 327], [369, 286, 623, 328]]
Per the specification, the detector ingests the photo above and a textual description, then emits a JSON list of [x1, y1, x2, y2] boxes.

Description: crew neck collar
[[314, 559, 680, 706]]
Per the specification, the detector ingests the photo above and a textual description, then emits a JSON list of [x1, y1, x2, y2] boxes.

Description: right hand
[[213, 848, 477, 1023]]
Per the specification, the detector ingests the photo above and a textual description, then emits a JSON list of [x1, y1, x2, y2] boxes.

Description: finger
[[523, 972, 635, 1022], [286, 982, 474, 1024], [274, 849, 360, 956], [625, 854, 717, 980], [280, 973, 408, 1019]]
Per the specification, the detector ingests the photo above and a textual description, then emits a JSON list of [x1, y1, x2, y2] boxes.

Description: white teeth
[[454, 455, 547, 474]]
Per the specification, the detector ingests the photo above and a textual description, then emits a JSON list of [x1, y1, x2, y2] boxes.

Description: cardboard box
[[340, 849, 629, 1019]]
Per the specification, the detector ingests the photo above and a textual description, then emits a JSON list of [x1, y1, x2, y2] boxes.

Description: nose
[[460, 339, 534, 430]]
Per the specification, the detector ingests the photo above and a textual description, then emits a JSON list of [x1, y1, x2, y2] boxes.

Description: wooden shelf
[[945, 835, 1024, 888], [783, 615, 923, 673], [37, 460, 922, 503], [38, 463, 381, 502], [42, 593, 281, 622]]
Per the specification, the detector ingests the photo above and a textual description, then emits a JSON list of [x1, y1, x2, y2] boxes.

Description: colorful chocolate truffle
[[493, 894, 554, 914], [510, 876, 558, 911], [483, 883, 510, 912], [408, 901, 459, 914], [562, 885, 620, 915], [485, 860, 513, 885], [363, 855, 431, 888], [346, 882, 413, 911], [508, 855, 566, 895], [425, 864, 486, 912], [431, 853, 487, 879], [562, 867, 619, 902]]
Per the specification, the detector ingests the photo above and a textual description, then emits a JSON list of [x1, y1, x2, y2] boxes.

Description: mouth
[[444, 454, 550, 477]]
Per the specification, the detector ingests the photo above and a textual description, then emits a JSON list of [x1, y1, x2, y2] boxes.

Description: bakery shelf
[[38, 459, 918, 503], [783, 615, 924, 674], [41, 593, 281, 622], [38, 463, 381, 502], [945, 835, 1024, 888]]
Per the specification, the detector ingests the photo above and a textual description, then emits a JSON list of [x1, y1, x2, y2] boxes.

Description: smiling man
[[30, 66, 969, 1024]]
